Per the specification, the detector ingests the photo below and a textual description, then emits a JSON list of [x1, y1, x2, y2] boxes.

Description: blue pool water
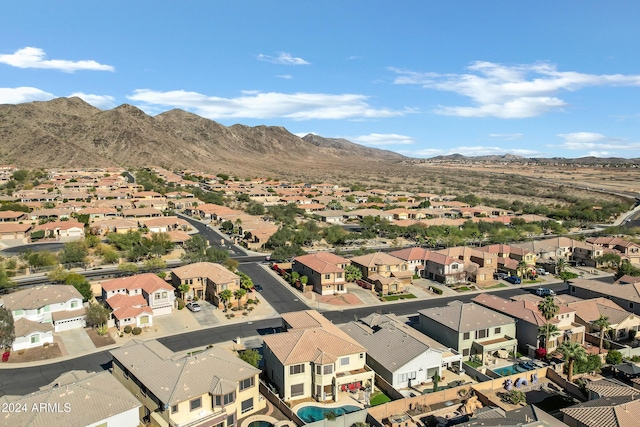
[[493, 363, 534, 377], [248, 422, 274, 427], [296, 405, 361, 423]]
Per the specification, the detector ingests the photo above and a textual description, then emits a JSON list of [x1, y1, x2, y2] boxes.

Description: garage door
[[55, 318, 85, 332]]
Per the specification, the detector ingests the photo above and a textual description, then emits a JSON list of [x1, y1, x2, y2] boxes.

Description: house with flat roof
[[292, 252, 350, 295], [2, 285, 86, 351], [416, 301, 517, 363], [111, 340, 264, 427], [0, 370, 141, 427], [341, 313, 461, 390], [262, 310, 375, 402]]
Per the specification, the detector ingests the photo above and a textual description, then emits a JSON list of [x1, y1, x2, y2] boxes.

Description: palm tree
[[557, 340, 587, 382], [538, 296, 560, 354], [234, 288, 247, 309], [517, 259, 528, 278], [555, 258, 567, 275], [219, 289, 233, 311], [592, 315, 611, 354], [538, 323, 561, 352]]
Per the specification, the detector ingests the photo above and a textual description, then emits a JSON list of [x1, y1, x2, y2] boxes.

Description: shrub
[[132, 327, 142, 335], [431, 286, 443, 295], [124, 325, 132, 334], [606, 349, 623, 365], [176, 297, 185, 310]]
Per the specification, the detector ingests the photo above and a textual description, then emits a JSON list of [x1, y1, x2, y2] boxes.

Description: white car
[[186, 302, 202, 312], [535, 288, 555, 297]]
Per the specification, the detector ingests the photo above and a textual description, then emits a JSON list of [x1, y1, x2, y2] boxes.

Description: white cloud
[[276, 74, 293, 79], [0, 47, 114, 72], [391, 61, 640, 118], [401, 145, 541, 158], [489, 133, 523, 140], [257, 52, 310, 65], [349, 133, 415, 146], [127, 89, 406, 120], [70, 92, 116, 109], [0, 86, 54, 103], [555, 132, 640, 152]]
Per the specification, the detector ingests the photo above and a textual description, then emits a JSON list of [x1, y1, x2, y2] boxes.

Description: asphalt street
[[238, 263, 309, 314], [177, 213, 248, 257]]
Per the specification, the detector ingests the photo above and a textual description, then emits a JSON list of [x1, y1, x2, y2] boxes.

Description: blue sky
[[2, 1, 640, 159]]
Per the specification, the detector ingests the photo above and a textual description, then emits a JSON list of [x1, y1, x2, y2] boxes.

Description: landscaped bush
[[176, 297, 185, 310], [431, 286, 443, 295], [123, 325, 132, 334], [132, 327, 142, 335]]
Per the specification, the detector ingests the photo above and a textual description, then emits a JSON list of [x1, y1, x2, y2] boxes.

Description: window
[[171, 405, 178, 413], [337, 272, 342, 279], [359, 353, 364, 359], [240, 377, 254, 391], [325, 274, 331, 280], [476, 329, 488, 339], [190, 397, 202, 411], [401, 264, 407, 271], [323, 365, 333, 375], [227, 414, 235, 427], [463, 348, 470, 357], [290, 384, 304, 398], [451, 264, 458, 270], [162, 291, 167, 298], [316, 365, 322, 375], [289, 364, 305, 375], [495, 327, 501, 334], [30, 335, 40, 344], [340, 357, 349, 366], [463, 332, 470, 340], [241, 398, 254, 414], [223, 392, 234, 405], [70, 301, 78, 309]]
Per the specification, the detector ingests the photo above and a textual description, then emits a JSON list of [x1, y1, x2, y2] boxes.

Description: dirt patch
[[315, 293, 363, 305], [4, 343, 63, 363], [85, 327, 116, 348]]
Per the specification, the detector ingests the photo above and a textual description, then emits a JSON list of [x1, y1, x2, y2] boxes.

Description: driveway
[[189, 300, 221, 327], [57, 328, 96, 357]]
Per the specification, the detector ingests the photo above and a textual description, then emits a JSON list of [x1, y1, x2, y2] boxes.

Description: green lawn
[[382, 294, 417, 301], [455, 286, 471, 292], [485, 283, 508, 289], [370, 391, 391, 406], [464, 360, 482, 369]]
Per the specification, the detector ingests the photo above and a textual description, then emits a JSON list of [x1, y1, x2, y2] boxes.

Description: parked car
[[535, 287, 555, 297], [536, 268, 549, 275], [505, 276, 522, 285], [186, 302, 202, 312], [253, 283, 263, 292], [494, 272, 508, 280]]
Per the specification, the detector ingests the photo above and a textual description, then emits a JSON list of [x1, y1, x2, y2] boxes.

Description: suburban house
[[292, 252, 351, 295], [111, 340, 264, 427], [31, 219, 86, 240], [142, 216, 192, 233], [0, 370, 141, 427], [566, 297, 640, 342], [435, 246, 498, 285], [170, 262, 241, 307], [341, 313, 462, 390], [262, 310, 375, 402], [416, 301, 517, 363], [476, 244, 536, 275], [389, 247, 466, 285], [587, 236, 640, 264], [2, 285, 86, 351], [561, 395, 640, 427], [567, 278, 640, 316], [101, 273, 175, 330], [0, 222, 33, 243], [350, 252, 412, 295], [473, 293, 585, 355]]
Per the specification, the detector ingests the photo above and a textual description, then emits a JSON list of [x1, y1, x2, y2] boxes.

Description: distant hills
[[0, 98, 637, 178], [0, 97, 404, 176]]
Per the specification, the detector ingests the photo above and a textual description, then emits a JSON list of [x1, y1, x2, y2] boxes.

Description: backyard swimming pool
[[492, 362, 536, 377], [296, 405, 361, 423]]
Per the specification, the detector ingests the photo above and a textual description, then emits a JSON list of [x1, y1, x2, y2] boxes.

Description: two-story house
[[101, 273, 175, 330], [262, 310, 375, 402], [349, 252, 412, 295], [416, 301, 517, 364], [389, 247, 466, 285], [170, 262, 241, 307], [436, 246, 498, 285], [477, 244, 536, 276], [341, 313, 462, 390], [587, 237, 640, 264], [111, 339, 264, 427], [473, 293, 585, 356], [567, 277, 640, 316], [566, 297, 640, 342], [292, 252, 350, 295], [2, 285, 86, 351]]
